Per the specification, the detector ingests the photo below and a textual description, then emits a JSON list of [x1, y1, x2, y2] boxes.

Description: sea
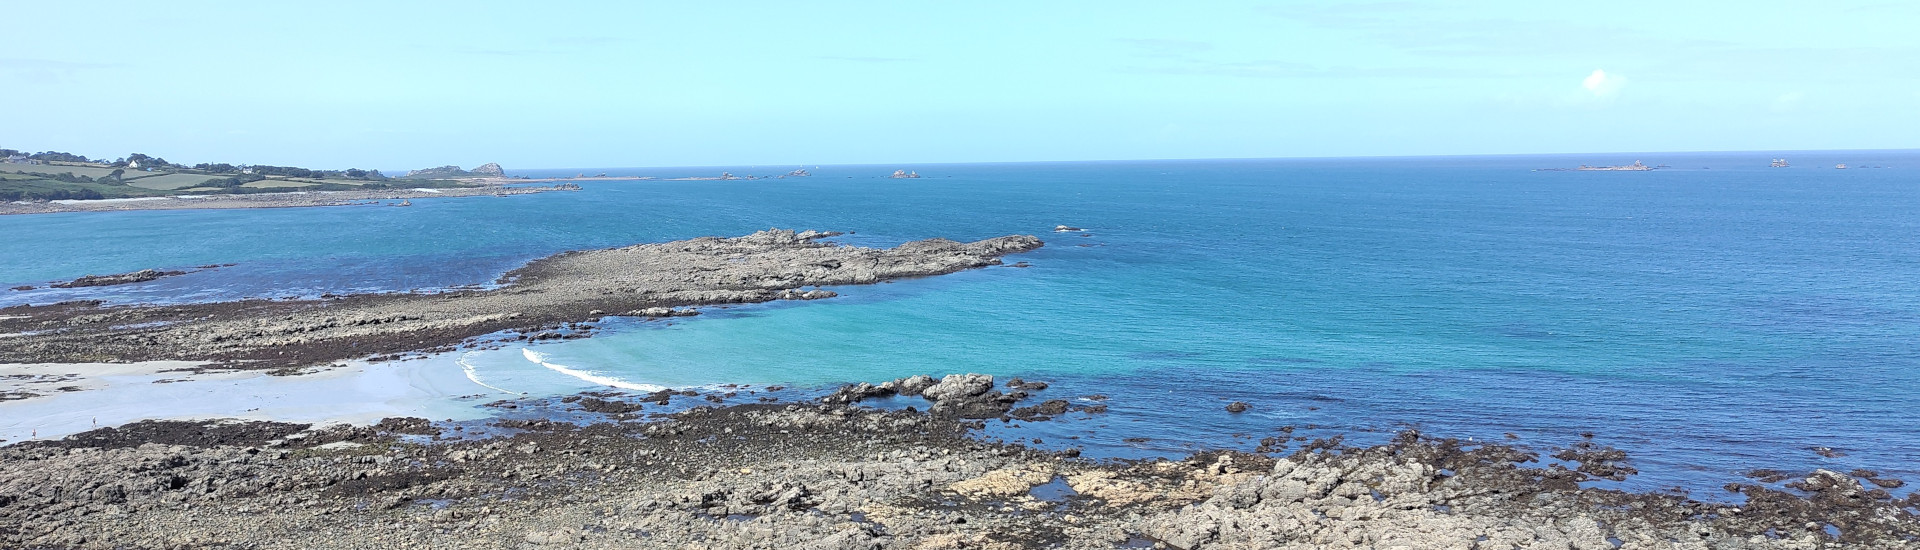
[[3, 151, 1916, 496]]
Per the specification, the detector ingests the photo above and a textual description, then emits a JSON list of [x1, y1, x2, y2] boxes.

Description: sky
[[3, 1, 1918, 170]]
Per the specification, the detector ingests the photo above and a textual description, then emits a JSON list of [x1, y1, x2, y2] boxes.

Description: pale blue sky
[[3, 1, 1917, 169]]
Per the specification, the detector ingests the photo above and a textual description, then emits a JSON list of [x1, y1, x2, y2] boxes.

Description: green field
[[0, 164, 128, 179], [0, 172, 172, 200], [2, 160, 487, 202], [239, 179, 313, 189], [124, 173, 224, 190]]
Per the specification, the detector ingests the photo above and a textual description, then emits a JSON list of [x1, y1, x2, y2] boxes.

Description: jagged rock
[[470, 163, 505, 177], [1225, 401, 1250, 413], [51, 269, 186, 288], [921, 374, 995, 402], [882, 375, 937, 396]]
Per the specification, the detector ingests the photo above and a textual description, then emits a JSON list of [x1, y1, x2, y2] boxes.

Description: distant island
[[0, 147, 577, 215], [1535, 160, 1667, 172]]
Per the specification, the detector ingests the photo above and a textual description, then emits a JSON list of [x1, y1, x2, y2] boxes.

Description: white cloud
[[1582, 69, 1625, 97]]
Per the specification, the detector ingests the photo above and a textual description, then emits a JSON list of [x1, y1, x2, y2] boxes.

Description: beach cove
[[3, 154, 1919, 547]]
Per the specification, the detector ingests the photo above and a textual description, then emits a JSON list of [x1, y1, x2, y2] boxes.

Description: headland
[[0, 230, 1043, 371]]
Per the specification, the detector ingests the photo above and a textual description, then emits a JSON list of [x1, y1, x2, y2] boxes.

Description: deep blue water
[[4, 151, 1917, 495]]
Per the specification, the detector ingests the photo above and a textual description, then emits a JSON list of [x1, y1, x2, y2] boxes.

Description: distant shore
[[0, 184, 578, 216]]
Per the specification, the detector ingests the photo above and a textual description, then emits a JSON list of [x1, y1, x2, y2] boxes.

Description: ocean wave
[[521, 348, 667, 392], [457, 352, 521, 394]]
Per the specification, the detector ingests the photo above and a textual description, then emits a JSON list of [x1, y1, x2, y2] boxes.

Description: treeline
[[191, 163, 385, 180], [13, 170, 128, 184], [0, 149, 98, 163], [4, 147, 385, 181], [0, 188, 106, 201]]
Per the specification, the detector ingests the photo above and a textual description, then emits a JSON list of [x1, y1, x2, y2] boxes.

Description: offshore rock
[[50, 269, 186, 288]]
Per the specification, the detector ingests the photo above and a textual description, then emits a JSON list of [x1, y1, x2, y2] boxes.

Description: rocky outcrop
[[921, 374, 1018, 418], [50, 268, 186, 288], [469, 163, 505, 177], [3, 386, 1911, 549], [0, 230, 1044, 369]]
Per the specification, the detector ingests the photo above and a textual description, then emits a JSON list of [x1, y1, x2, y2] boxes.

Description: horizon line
[[495, 147, 1920, 172]]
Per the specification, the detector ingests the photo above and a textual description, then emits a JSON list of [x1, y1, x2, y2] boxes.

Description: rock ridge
[[0, 230, 1043, 369]]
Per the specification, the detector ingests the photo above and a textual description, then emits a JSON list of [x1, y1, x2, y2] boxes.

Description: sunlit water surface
[[4, 152, 1917, 494]]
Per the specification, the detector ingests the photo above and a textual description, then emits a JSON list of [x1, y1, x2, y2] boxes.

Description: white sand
[[0, 358, 504, 443]]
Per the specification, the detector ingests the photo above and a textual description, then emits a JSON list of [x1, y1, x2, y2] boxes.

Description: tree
[[28, 151, 91, 163], [106, 168, 126, 184]]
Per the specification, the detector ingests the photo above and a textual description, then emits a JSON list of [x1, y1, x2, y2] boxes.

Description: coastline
[[2, 373, 1913, 548], [2, 224, 1915, 546], [0, 229, 1043, 369], [0, 184, 575, 216]]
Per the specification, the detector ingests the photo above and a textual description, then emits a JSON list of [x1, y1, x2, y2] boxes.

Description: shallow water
[[3, 152, 1917, 494]]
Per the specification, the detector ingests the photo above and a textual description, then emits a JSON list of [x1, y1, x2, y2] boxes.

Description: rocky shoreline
[[2, 374, 1913, 549], [0, 230, 1043, 370], [0, 184, 573, 216]]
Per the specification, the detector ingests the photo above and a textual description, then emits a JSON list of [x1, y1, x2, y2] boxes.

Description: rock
[[1009, 399, 1071, 421], [921, 374, 995, 402], [823, 383, 894, 404], [1006, 378, 1048, 391], [630, 307, 698, 318], [881, 375, 937, 396], [523, 528, 579, 544], [1225, 402, 1250, 413], [469, 163, 505, 177], [50, 269, 187, 289], [1053, 225, 1083, 232]]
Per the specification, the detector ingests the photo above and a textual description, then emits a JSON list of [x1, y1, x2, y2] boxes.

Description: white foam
[[457, 351, 521, 394], [50, 197, 170, 204], [521, 348, 666, 392], [411, 188, 444, 193]]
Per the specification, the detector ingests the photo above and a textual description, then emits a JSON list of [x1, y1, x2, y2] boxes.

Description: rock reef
[[2, 374, 1912, 549], [0, 230, 1042, 369], [50, 269, 188, 289]]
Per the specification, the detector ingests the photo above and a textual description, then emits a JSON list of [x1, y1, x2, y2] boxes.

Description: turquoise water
[[4, 152, 1918, 492]]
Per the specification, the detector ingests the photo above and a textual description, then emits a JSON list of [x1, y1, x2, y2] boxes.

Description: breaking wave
[[521, 348, 667, 392], [456, 351, 520, 394]]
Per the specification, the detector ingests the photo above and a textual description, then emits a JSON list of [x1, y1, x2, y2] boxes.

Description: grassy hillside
[[1, 165, 480, 201], [1, 147, 499, 202]]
